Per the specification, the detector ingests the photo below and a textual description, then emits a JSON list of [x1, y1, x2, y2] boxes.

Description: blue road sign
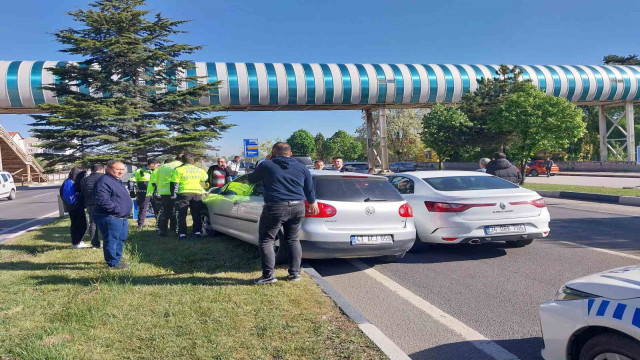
[[244, 139, 259, 158], [637, 146, 640, 164]]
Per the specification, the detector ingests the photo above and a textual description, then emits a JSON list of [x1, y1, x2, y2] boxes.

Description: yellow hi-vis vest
[[156, 160, 182, 195], [145, 169, 158, 197], [170, 164, 208, 194]]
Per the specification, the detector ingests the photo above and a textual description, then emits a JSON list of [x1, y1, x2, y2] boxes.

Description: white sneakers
[[70, 241, 91, 249]]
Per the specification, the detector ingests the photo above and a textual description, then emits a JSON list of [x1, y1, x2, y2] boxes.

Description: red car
[[518, 160, 560, 177]]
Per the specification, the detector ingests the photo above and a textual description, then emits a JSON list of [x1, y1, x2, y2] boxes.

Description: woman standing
[[60, 167, 89, 248]]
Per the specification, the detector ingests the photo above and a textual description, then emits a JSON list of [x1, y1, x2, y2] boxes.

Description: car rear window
[[346, 163, 368, 170], [314, 177, 404, 202], [424, 176, 519, 191]]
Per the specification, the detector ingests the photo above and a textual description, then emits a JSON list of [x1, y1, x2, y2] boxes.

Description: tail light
[[399, 203, 413, 217], [509, 198, 546, 208], [424, 201, 495, 212], [304, 201, 337, 218]]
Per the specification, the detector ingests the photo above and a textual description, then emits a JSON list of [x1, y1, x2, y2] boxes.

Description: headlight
[[554, 285, 598, 301]]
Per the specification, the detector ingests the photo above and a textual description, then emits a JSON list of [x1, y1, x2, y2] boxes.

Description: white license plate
[[484, 224, 526, 235], [350, 235, 393, 245]]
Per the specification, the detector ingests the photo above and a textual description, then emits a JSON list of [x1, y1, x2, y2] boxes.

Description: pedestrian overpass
[[1, 61, 637, 170]]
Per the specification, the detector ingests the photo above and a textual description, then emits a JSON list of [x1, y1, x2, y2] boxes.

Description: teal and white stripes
[[2, 61, 640, 112]]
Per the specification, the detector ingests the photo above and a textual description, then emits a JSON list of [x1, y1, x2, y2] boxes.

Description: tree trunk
[[438, 160, 444, 170], [519, 159, 527, 185]]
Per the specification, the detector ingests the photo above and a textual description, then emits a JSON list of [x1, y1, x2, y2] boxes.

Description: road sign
[[244, 139, 259, 158]]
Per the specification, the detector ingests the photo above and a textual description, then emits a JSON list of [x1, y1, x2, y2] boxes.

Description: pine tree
[[30, 0, 232, 166]]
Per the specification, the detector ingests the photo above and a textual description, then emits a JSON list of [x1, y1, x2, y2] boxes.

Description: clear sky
[[2, 0, 639, 156]]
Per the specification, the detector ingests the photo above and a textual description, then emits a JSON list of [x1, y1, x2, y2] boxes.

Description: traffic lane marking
[[0, 210, 59, 239], [348, 259, 520, 360], [557, 241, 640, 261], [546, 199, 640, 217]]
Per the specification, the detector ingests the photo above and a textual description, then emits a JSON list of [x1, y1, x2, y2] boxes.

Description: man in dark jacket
[[486, 152, 522, 185], [80, 164, 105, 249], [248, 142, 319, 285], [93, 160, 133, 269]]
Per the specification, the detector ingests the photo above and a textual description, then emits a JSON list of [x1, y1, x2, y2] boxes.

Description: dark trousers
[[158, 195, 177, 234], [136, 194, 161, 226], [545, 166, 552, 177], [175, 193, 203, 236], [86, 205, 100, 247], [69, 208, 87, 245], [95, 215, 128, 267], [258, 202, 305, 278]]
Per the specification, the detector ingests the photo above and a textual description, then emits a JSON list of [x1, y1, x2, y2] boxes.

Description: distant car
[[0, 171, 16, 200], [343, 162, 370, 174], [202, 171, 416, 262], [517, 160, 560, 177], [389, 162, 417, 173], [292, 155, 315, 169], [386, 171, 550, 250], [540, 265, 640, 360]]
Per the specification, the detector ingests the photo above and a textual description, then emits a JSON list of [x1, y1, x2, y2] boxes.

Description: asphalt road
[[526, 174, 640, 188], [309, 198, 640, 360], [0, 185, 60, 243]]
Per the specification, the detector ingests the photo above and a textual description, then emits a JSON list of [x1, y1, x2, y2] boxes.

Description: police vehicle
[[540, 265, 640, 360]]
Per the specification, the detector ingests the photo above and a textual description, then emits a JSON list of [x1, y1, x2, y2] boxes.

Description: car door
[[0, 174, 7, 197], [234, 181, 264, 245], [205, 183, 242, 238]]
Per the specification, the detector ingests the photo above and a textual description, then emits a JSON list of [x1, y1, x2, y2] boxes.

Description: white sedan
[[540, 265, 640, 360], [385, 171, 550, 249]]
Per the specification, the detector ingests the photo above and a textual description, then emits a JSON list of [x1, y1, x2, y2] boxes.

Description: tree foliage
[[421, 104, 473, 169], [487, 83, 585, 183], [355, 109, 427, 161], [603, 54, 640, 65], [323, 130, 363, 161], [286, 129, 316, 156], [30, 0, 232, 166], [314, 133, 326, 161]]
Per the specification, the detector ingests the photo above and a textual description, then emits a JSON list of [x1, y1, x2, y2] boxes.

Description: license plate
[[484, 224, 526, 235], [350, 235, 393, 245]]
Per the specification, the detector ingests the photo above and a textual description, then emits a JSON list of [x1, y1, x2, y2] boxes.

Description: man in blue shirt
[[248, 142, 319, 284], [93, 160, 133, 269]]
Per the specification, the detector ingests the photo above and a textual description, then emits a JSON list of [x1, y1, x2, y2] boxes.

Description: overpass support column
[[26, 164, 31, 183], [626, 101, 636, 162], [598, 105, 607, 161], [365, 109, 376, 170], [364, 107, 390, 173], [378, 106, 389, 172]]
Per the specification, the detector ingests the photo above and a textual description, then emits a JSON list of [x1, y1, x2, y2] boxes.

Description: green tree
[[421, 104, 473, 169], [286, 129, 316, 156], [487, 83, 585, 184], [314, 133, 326, 161], [323, 130, 363, 161], [603, 54, 640, 65], [30, 0, 232, 166]]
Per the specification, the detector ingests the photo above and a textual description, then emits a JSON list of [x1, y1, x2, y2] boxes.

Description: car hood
[[565, 265, 640, 300]]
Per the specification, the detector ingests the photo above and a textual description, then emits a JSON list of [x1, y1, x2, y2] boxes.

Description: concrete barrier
[[535, 190, 639, 207]]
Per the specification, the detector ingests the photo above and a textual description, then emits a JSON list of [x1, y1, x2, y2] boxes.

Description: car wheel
[[505, 239, 533, 247], [7, 189, 16, 200], [200, 212, 216, 237], [273, 234, 288, 265], [530, 169, 539, 177], [579, 333, 640, 360], [408, 234, 430, 253], [380, 251, 406, 262]]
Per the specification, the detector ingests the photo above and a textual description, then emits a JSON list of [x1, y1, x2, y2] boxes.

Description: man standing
[[207, 157, 230, 189], [332, 157, 344, 171], [170, 155, 208, 240], [155, 155, 183, 236], [93, 160, 133, 269], [476, 158, 490, 173], [80, 164, 105, 249], [314, 160, 325, 170], [134, 159, 161, 228], [227, 155, 242, 180], [144, 165, 162, 229], [486, 152, 522, 184], [248, 142, 319, 285], [543, 157, 554, 178]]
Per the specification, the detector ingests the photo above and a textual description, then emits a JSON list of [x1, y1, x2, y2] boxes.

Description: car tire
[[408, 234, 430, 253], [380, 251, 406, 262], [505, 239, 533, 247], [579, 332, 640, 360], [530, 169, 539, 177], [7, 189, 16, 200], [200, 212, 217, 237]]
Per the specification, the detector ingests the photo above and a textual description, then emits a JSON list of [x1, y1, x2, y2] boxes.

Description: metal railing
[[0, 124, 48, 181]]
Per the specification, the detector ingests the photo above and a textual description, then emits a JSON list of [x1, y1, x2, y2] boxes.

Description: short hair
[[106, 160, 124, 168], [182, 154, 194, 164], [493, 152, 506, 160], [90, 164, 104, 172], [147, 159, 160, 165], [272, 142, 291, 157], [164, 158, 173, 164], [332, 156, 342, 161], [314, 160, 324, 165], [234, 155, 240, 159], [175, 153, 184, 160], [479, 158, 490, 166]]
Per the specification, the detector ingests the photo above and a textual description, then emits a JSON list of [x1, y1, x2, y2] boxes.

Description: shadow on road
[[547, 216, 640, 252], [409, 337, 543, 360]]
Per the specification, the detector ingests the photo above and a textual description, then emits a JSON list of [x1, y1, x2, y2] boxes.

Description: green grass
[[524, 183, 640, 197], [0, 219, 384, 360]]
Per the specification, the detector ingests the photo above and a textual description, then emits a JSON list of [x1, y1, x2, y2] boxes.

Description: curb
[[558, 172, 640, 178], [536, 190, 640, 207], [302, 263, 411, 360]]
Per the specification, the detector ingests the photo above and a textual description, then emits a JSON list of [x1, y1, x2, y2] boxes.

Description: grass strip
[[0, 218, 384, 360], [524, 183, 640, 197]]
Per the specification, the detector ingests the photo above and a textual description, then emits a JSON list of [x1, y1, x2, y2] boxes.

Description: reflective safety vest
[[145, 169, 158, 197], [225, 181, 254, 196], [134, 168, 152, 183], [170, 164, 208, 194], [156, 160, 182, 195]]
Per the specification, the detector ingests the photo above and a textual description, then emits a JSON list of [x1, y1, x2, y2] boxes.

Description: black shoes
[[287, 274, 301, 282], [109, 263, 129, 270], [254, 275, 278, 285]]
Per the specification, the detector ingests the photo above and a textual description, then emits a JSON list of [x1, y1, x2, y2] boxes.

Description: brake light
[[304, 201, 337, 218], [399, 203, 413, 217], [509, 198, 546, 208], [424, 201, 495, 212]]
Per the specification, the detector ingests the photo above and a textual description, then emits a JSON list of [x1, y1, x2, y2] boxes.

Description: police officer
[[170, 154, 208, 240], [133, 159, 160, 229], [154, 155, 183, 236]]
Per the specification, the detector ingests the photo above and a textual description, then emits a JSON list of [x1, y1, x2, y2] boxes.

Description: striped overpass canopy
[[2, 60, 640, 113]]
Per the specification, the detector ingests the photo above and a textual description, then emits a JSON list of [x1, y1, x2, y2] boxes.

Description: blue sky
[[2, 0, 640, 156]]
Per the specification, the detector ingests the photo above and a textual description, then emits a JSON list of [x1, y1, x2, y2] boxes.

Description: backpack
[[60, 179, 78, 205]]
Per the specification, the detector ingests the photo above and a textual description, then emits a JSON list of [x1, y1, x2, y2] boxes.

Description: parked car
[[202, 171, 416, 262], [389, 162, 417, 173], [343, 162, 370, 174], [292, 155, 315, 169], [517, 160, 560, 177], [0, 171, 16, 200], [385, 171, 550, 251], [539, 265, 640, 360]]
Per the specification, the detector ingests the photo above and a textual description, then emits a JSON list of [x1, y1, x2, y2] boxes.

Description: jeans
[[86, 205, 100, 247], [546, 166, 552, 177], [158, 195, 177, 234], [69, 208, 88, 245], [95, 215, 128, 267], [258, 202, 305, 278], [175, 193, 203, 235]]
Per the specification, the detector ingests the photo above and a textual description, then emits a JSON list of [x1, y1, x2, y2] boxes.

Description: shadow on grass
[[28, 273, 256, 287]]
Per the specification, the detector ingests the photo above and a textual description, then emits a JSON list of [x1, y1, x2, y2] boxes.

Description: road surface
[[309, 198, 640, 360], [526, 174, 640, 188], [0, 185, 60, 243]]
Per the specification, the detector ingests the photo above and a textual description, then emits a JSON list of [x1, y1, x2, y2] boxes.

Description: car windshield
[[314, 177, 404, 202], [424, 176, 519, 191]]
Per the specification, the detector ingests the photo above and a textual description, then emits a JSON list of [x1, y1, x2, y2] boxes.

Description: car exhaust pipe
[[469, 239, 481, 245]]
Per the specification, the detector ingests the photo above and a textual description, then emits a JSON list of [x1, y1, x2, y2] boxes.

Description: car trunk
[[434, 189, 542, 221]]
